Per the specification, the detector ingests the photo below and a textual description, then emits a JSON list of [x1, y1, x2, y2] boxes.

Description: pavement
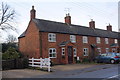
[[52, 63, 98, 71], [2, 63, 117, 78]]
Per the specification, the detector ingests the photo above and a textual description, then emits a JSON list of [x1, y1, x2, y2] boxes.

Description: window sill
[[49, 57, 56, 58]]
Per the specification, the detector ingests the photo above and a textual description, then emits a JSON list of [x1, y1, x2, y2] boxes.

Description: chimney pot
[[32, 6, 34, 9]]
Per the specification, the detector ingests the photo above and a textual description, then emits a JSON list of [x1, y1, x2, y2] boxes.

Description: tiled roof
[[18, 18, 118, 38]]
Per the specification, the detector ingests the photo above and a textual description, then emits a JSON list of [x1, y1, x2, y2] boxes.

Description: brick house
[[18, 6, 119, 64]]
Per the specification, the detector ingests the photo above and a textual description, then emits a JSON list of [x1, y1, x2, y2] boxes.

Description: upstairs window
[[105, 38, 109, 44], [83, 36, 88, 43], [96, 37, 101, 43], [70, 35, 76, 43], [48, 33, 56, 42], [114, 39, 118, 43]]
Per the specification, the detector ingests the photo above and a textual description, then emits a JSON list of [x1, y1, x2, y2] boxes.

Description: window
[[83, 36, 88, 43], [48, 33, 56, 42], [62, 48, 65, 55], [49, 48, 57, 58], [106, 48, 109, 53], [73, 48, 77, 57], [105, 38, 109, 44], [70, 35, 76, 43], [96, 37, 101, 43], [107, 53, 112, 57], [112, 48, 116, 52], [114, 39, 118, 43], [97, 48, 101, 54], [83, 48, 88, 56]]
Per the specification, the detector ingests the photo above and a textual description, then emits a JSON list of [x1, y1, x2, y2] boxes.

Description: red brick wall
[[19, 37, 26, 54], [19, 21, 40, 58]]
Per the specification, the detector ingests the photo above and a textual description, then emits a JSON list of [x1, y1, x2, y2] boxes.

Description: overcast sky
[[0, 0, 119, 43]]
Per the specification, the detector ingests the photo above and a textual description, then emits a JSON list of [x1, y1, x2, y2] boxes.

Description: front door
[[68, 46, 73, 64], [91, 47, 95, 61]]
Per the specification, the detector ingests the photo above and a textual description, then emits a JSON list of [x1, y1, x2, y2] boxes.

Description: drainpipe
[[39, 32, 42, 58]]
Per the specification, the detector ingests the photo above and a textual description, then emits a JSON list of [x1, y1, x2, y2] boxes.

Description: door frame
[[67, 46, 73, 64]]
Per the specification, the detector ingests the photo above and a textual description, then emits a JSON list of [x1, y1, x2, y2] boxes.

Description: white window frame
[[97, 48, 101, 54], [83, 36, 88, 43], [106, 48, 109, 53], [48, 33, 56, 42], [70, 35, 76, 43], [96, 37, 101, 43], [49, 48, 57, 58], [105, 38, 109, 44], [73, 48, 77, 57], [114, 39, 118, 43], [62, 48, 65, 55], [83, 48, 88, 56], [112, 48, 116, 52]]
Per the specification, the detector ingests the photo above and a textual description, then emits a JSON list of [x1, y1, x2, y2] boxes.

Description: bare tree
[[6, 35, 17, 43], [0, 2, 16, 31]]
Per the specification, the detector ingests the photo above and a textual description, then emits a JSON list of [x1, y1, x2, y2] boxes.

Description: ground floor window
[[73, 48, 77, 57], [62, 48, 65, 55], [112, 48, 116, 52], [106, 48, 109, 53], [83, 48, 88, 56], [49, 48, 57, 58], [97, 48, 101, 54]]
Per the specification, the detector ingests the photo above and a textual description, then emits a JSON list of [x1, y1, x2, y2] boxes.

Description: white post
[[32, 57, 34, 67], [77, 57, 80, 61], [48, 58, 51, 72], [40, 58, 42, 68]]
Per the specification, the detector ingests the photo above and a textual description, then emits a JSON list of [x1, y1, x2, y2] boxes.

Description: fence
[[29, 58, 51, 72], [2, 58, 28, 70]]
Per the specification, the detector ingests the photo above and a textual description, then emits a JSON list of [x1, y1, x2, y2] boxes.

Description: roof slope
[[19, 18, 118, 38]]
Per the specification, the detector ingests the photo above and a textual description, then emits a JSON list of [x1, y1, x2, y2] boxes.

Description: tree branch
[[0, 2, 16, 31]]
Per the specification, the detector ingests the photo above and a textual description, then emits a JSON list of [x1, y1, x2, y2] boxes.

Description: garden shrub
[[2, 47, 20, 60]]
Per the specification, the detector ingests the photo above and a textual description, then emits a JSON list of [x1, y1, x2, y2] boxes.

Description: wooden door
[[68, 46, 73, 64]]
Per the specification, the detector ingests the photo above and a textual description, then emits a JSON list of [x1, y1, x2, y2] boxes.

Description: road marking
[[108, 75, 119, 78], [102, 74, 120, 80]]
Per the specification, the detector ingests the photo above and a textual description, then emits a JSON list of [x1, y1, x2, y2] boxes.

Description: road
[[2, 64, 120, 80], [66, 65, 119, 78], [31, 64, 120, 80]]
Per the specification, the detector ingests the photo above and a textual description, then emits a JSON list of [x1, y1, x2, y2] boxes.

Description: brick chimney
[[107, 24, 112, 31], [65, 13, 71, 25], [30, 6, 36, 20], [89, 19, 95, 29]]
